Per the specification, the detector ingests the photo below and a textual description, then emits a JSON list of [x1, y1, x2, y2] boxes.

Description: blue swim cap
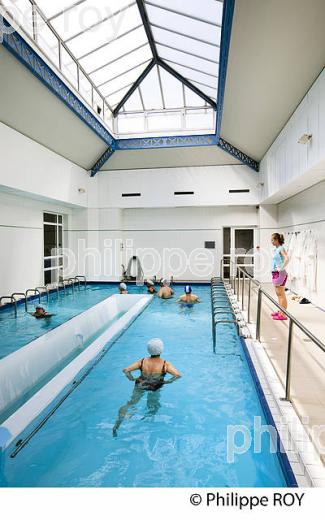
[[185, 285, 192, 294]]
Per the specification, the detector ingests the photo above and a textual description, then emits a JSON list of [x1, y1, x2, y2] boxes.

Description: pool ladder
[[211, 277, 241, 349], [0, 276, 87, 317]]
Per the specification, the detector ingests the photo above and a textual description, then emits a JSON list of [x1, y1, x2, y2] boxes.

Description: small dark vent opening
[[174, 191, 195, 196], [122, 193, 141, 198], [229, 189, 250, 193]]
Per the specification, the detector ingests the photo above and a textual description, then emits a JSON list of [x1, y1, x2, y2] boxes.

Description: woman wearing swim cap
[[113, 339, 181, 436], [119, 282, 128, 294], [123, 338, 181, 390]]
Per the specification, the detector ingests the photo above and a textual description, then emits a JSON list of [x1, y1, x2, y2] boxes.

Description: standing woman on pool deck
[[271, 233, 289, 320]]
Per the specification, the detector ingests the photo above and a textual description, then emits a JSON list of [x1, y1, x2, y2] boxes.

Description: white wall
[[277, 180, 325, 306], [260, 68, 325, 204], [0, 191, 76, 295], [0, 122, 91, 207], [122, 206, 258, 281], [0, 123, 91, 295], [97, 164, 260, 208]]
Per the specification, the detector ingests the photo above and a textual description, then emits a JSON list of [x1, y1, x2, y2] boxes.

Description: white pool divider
[[0, 294, 152, 453]]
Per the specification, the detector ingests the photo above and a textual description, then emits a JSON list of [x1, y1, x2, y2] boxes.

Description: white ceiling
[[221, 0, 325, 161], [0, 45, 107, 169], [100, 145, 241, 170]]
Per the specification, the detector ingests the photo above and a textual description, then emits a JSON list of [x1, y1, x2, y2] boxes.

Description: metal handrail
[[11, 293, 27, 312], [0, 296, 17, 316], [25, 289, 41, 304], [220, 257, 325, 401], [74, 276, 87, 289], [46, 283, 59, 296], [35, 286, 49, 303]]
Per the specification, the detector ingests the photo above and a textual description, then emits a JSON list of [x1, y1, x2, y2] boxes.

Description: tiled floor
[[240, 280, 325, 466]]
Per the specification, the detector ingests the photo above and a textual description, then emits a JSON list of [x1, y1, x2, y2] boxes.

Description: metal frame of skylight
[[8, 0, 114, 118], [3, 0, 221, 136], [114, 106, 216, 137]]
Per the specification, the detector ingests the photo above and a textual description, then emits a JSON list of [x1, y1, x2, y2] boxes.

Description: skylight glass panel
[[159, 67, 183, 109], [145, 0, 223, 26], [165, 61, 217, 91], [2, 0, 34, 36], [79, 69, 92, 105], [35, 12, 60, 67], [90, 45, 151, 86], [79, 25, 148, 72], [99, 61, 149, 98], [147, 113, 182, 131], [117, 114, 146, 133], [50, 0, 134, 41], [145, 3, 221, 45], [139, 66, 163, 110], [185, 109, 214, 130], [124, 89, 143, 111], [157, 45, 218, 77], [152, 26, 220, 63], [60, 45, 78, 89], [34, 0, 80, 20], [63, 4, 141, 59], [184, 87, 206, 107], [106, 86, 131, 108], [190, 80, 217, 100]]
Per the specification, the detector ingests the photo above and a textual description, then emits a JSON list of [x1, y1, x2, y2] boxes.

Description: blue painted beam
[[116, 134, 218, 150], [90, 145, 116, 177], [217, 137, 259, 172], [1, 18, 115, 148], [215, 0, 236, 138]]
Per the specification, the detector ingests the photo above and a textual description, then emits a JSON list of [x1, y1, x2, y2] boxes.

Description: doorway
[[222, 227, 255, 278]]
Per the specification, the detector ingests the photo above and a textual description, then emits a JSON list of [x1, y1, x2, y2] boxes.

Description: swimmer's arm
[[123, 360, 142, 381], [164, 362, 181, 384]]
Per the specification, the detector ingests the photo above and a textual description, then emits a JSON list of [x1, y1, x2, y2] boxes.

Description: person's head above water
[[160, 278, 169, 287], [119, 283, 127, 291], [146, 279, 154, 286], [185, 285, 192, 294], [147, 338, 164, 357], [35, 306, 45, 313]]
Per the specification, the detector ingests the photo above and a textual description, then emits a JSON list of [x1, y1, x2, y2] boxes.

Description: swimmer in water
[[119, 282, 128, 294], [146, 279, 157, 294], [157, 279, 174, 299], [112, 339, 181, 436], [177, 285, 200, 304], [31, 306, 54, 319]]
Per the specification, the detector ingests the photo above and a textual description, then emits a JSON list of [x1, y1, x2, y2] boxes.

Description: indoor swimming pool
[[0, 285, 293, 487]]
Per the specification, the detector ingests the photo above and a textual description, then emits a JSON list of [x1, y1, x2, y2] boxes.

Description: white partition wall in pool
[[0, 294, 152, 451]]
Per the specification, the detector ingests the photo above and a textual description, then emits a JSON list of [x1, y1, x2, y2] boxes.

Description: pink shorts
[[272, 270, 288, 287]]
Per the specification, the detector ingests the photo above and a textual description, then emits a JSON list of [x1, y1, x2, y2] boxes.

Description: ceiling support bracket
[[90, 145, 116, 176]]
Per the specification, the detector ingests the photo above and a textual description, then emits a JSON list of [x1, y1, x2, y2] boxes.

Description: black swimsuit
[[135, 358, 167, 391]]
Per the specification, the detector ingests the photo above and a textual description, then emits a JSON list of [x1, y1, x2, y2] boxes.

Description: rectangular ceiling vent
[[174, 191, 195, 196], [122, 193, 141, 197], [229, 189, 250, 193]]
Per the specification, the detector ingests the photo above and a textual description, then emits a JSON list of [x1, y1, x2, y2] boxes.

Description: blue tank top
[[272, 245, 286, 271]]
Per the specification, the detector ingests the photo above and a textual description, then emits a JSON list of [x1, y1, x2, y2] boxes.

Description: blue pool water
[[0, 285, 288, 487], [0, 284, 118, 359]]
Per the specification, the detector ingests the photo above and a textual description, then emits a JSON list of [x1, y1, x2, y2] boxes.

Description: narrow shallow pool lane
[[0, 285, 117, 359], [0, 286, 287, 487]]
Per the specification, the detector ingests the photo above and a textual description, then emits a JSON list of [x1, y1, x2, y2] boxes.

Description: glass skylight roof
[[3, 0, 223, 136]]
